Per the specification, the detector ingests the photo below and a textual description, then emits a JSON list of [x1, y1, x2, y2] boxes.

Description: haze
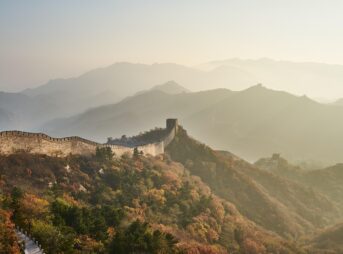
[[2, 0, 343, 97]]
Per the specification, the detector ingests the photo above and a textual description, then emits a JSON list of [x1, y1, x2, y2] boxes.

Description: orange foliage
[[62, 193, 83, 207], [21, 194, 49, 219], [0, 209, 21, 254], [179, 241, 228, 254], [144, 188, 166, 205], [75, 235, 104, 253], [243, 238, 267, 254]]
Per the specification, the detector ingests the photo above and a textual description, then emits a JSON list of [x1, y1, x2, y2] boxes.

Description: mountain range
[[3, 60, 343, 165], [38, 83, 343, 166]]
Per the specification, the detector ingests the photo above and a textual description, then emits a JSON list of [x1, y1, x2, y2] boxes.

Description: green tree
[[10, 187, 24, 226], [109, 220, 179, 254], [96, 147, 114, 162], [133, 147, 139, 158], [31, 220, 75, 254]]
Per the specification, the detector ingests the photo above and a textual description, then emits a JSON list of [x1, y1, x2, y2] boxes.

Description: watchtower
[[166, 118, 178, 132]]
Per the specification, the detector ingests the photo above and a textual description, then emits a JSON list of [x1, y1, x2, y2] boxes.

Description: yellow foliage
[[107, 227, 116, 239], [76, 235, 104, 253], [21, 194, 49, 218], [144, 188, 166, 205], [62, 193, 83, 207]]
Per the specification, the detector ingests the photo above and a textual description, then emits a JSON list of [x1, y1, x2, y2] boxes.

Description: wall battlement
[[0, 119, 178, 157], [0, 131, 99, 145]]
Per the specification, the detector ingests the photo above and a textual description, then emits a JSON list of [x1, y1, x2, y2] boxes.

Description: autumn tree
[[109, 220, 179, 254]]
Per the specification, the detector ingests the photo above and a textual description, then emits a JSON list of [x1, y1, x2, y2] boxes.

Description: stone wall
[[0, 131, 97, 157], [0, 119, 178, 157]]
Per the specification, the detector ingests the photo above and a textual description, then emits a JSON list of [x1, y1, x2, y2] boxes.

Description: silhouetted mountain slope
[[0, 61, 255, 130], [199, 58, 343, 98], [5, 59, 343, 131], [0, 107, 13, 129], [133, 81, 189, 96], [22, 63, 206, 116], [18, 58, 343, 112], [186, 85, 343, 164], [306, 223, 343, 253], [256, 155, 343, 212], [41, 88, 235, 141], [0, 63, 205, 130], [332, 98, 343, 106], [151, 80, 190, 94], [0, 92, 58, 130], [44, 84, 343, 165], [304, 164, 343, 206], [166, 128, 339, 238], [255, 154, 305, 182]]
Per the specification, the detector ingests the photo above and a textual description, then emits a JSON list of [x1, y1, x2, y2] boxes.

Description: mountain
[[332, 98, 343, 106], [134, 81, 190, 96], [4, 59, 343, 131], [303, 164, 343, 206], [151, 80, 190, 94], [42, 84, 343, 165], [15, 59, 343, 106], [198, 58, 343, 99], [255, 154, 305, 182], [0, 63, 205, 130], [166, 128, 340, 238], [256, 155, 343, 212], [0, 63, 207, 131], [0, 107, 13, 129], [306, 223, 343, 253], [0, 92, 59, 130], [41, 88, 236, 142], [22, 63, 207, 117], [28, 58, 343, 111], [186, 84, 343, 165]]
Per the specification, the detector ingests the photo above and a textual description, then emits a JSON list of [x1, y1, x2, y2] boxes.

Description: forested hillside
[[166, 128, 340, 238], [0, 149, 300, 253], [256, 155, 343, 212], [3, 126, 343, 253]]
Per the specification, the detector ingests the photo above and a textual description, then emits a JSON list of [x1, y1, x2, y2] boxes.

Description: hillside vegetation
[[166, 128, 340, 238], [306, 223, 343, 254], [256, 155, 343, 212], [2, 125, 343, 253], [0, 149, 301, 254]]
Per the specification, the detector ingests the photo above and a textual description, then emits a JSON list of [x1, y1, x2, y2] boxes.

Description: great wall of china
[[0, 119, 178, 157]]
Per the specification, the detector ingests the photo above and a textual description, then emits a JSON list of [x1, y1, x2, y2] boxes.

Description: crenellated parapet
[[0, 119, 178, 158], [0, 130, 99, 145]]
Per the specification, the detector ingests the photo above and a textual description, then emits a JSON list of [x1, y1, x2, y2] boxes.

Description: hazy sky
[[2, 0, 343, 91]]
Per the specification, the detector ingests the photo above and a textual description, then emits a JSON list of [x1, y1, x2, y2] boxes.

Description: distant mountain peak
[[333, 98, 343, 106], [252, 83, 264, 88], [151, 80, 190, 94], [243, 83, 268, 92]]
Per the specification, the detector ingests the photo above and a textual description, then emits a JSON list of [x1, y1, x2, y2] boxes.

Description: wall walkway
[[16, 228, 44, 254]]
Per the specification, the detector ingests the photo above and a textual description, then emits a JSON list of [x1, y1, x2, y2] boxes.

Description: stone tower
[[166, 118, 178, 132]]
